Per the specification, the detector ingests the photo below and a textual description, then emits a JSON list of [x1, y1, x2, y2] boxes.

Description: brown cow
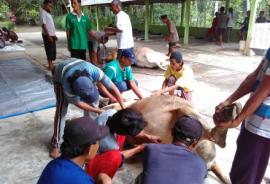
[[104, 95, 240, 183]]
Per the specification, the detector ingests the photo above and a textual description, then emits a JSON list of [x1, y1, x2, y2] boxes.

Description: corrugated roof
[[81, 0, 134, 6], [81, 0, 224, 6]]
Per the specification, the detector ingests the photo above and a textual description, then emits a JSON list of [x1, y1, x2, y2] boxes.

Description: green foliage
[[0, 21, 15, 30], [29, 9, 39, 19], [0, 3, 9, 21], [54, 15, 66, 30]]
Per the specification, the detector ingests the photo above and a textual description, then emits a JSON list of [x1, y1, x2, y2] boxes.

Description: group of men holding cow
[[38, 0, 270, 183]]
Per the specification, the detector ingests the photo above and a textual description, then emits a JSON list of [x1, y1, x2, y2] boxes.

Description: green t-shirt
[[66, 12, 92, 50], [103, 60, 133, 83]]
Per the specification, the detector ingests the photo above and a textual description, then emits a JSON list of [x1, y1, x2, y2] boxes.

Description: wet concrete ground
[[0, 28, 269, 184]]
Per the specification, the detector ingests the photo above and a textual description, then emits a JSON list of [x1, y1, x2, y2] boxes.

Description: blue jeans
[[115, 80, 138, 93]]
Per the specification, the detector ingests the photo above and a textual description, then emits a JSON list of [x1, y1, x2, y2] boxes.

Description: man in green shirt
[[103, 49, 143, 102], [66, 0, 99, 60]]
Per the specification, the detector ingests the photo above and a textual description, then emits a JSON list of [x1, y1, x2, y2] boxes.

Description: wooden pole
[[150, 3, 154, 25], [95, 6, 100, 31], [244, 0, 258, 55], [225, 0, 230, 13], [180, 3, 185, 27], [183, 0, 191, 45]]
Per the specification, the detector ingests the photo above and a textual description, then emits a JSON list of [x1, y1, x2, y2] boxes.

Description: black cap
[[173, 116, 203, 143], [63, 117, 109, 146], [170, 51, 183, 63], [72, 76, 99, 104]]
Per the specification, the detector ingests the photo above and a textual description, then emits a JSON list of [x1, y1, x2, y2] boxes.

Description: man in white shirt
[[40, 0, 57, 71], [105, 0, 135, 61]]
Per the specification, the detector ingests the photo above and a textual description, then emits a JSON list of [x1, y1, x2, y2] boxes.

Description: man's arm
[[104, 27, 122, 34], [97, 83, 118, 103], [218, 74, 270, 129], [128, 80, 143, 99], [88, 30, 101, 42], [121, 144, 145, 160], [66, 30, 71, 51], [154, 85, 178, 96], [75, 101, 104, 114], [99, 75, 125, 109], [42, 24, 54, 42], [216, 60, 264, 112]]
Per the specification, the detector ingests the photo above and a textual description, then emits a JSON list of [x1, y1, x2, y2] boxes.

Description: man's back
[[142, 144, 207, 184], [37, 157, 94, 184]]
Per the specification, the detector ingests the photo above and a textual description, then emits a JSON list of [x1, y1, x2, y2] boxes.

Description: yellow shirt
[[164, 65, 196, 92], [164, 65, 183, 79]]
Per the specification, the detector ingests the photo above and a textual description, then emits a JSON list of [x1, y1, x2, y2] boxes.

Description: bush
[[54, 15, 66, 30], [0, 21, 15, 30], [0, 4, 9, 21]]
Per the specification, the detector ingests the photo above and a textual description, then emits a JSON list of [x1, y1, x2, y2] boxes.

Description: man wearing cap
[[105, 0, 135, 60], [51, 58, 125, 158], [154, 51, 195, 102], [37, 117, 109, 184], [137, 116, 207, 184], [103, 49, 143, 101]]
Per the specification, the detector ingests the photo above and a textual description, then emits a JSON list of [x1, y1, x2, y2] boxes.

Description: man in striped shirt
[[50, 58, 125, 158], [214, 48, 270, 184]]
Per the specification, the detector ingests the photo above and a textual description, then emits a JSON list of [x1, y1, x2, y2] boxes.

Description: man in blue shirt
[[37, 116, 109, 184], [138, 116, 207, 184], [51, 58, 125, 158]]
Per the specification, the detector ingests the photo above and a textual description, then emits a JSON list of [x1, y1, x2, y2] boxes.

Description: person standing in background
[[66, 0, 99, 60], [226, 7, 234, 42], [40, 0, 57, 71], [160, 14, 181, 56], [105, 0, 135, 61]]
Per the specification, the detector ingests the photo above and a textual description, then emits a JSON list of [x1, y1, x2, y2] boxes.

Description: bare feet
[[50, 147, 60, 159]]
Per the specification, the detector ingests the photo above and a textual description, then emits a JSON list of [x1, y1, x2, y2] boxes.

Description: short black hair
[[43, 0, 52, 5], [2, 27, 8, 32], [112, 0, 121, 6], [107, 108, 145, 136], [71, 0, 81, 4], [160, 14, 168, 19], [220, 6, 225, 12], [60, 141, 91, 159]]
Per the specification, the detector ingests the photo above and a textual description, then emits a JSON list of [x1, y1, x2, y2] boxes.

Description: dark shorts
[[70, 49, 86, 60], [169, 42, 176, 47], [88, 40, 100, 53], [230, 125, 270, 184], [218, 28, 226, 36], [42, 34, 56, 61]]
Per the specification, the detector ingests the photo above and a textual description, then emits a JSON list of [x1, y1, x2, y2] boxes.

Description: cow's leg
[[209, 161, 231, 184]]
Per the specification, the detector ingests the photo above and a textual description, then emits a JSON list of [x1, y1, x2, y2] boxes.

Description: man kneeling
[[136, 116, 207, 184], [103, 49, 143, 102], [37, 117, 109, 184]]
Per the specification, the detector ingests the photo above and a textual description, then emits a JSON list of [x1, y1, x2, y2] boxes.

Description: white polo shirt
[[116, 11, 134, 49], [40, 9, 56, 36]]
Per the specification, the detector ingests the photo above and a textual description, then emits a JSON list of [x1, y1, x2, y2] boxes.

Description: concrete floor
[[0, 27, 269, 184]]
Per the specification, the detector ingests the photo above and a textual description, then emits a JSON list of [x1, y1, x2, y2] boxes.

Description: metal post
[[244, 0, 258, 55], [144, 0, 150, 41], [183, 0, 191, 45]]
